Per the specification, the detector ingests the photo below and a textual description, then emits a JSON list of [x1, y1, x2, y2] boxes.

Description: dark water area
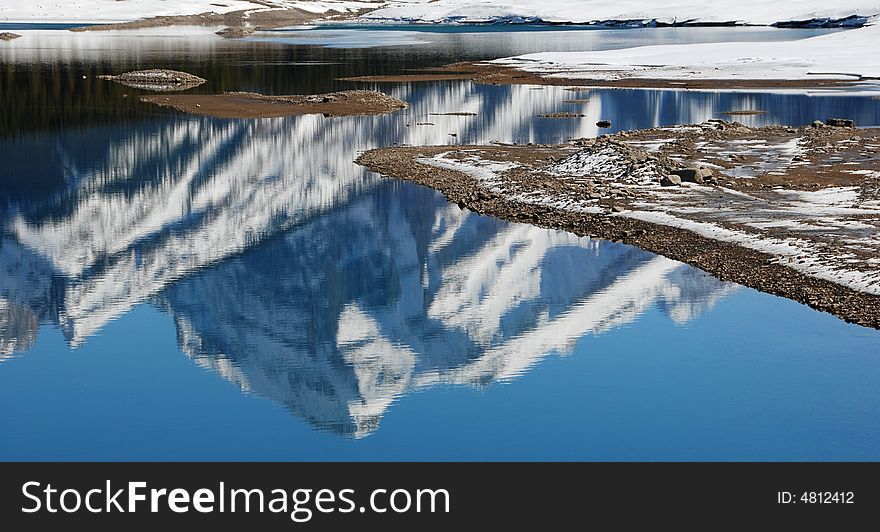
[[0, 25, 863, 134], [1, 26, 879, 460]]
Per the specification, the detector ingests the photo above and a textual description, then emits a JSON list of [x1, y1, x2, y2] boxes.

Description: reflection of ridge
[[0, 81, 605, 346], [157, 182, 734, 437], [338, 303, 417, 438], [0, 298, 39, 358], [428, 224, 589, 346], [0, 236, 59, 359], [418, 256, 725, 387], [6, 114, 383, 345], [0, 81, 737, 429]]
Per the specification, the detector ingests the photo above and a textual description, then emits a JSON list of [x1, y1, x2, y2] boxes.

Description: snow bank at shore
[[495, 22, 880, 83], [363, 1, 880, 26], [0, 1, 381, 24]]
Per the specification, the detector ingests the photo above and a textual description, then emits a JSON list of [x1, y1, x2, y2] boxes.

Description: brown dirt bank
[[141, 90, 408, 118], [340, 61, 862, 90], [69, 6, 374, 34], [722, 110, 767, 116], [356, 122, 880, 329], [339, 73, 476, 83]]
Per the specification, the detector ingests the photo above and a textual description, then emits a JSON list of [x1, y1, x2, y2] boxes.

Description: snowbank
[[494, 22, 880, 83], [0, 1, 381, 24], [363, 0, 880, 26], [1, 1, 263, 23]]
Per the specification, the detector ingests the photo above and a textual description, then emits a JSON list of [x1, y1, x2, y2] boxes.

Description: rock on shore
[[98, 69, 207, 92]]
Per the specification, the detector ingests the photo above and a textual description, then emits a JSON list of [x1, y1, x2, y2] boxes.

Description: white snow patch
[[363, 1, 880, 26], [623, 180, 880, 295], [417, 152, 518, 190], [508, 191, 604, 214], [495, 22, 880, 89], [547, 146, 658, 185], [623, 209, 880, 294]]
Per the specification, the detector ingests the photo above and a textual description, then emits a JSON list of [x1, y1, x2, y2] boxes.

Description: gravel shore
[[339, 61, 862, 91], [357, 121, 880, 328], [142, 90, 408, 118]]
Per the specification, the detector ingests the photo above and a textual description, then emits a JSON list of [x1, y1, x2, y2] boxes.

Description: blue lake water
[[1, 26, 879, 461]]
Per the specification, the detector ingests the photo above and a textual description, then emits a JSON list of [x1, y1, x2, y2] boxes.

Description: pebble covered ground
[[141, 90, 409, 118], [358, 120, 880, 328]]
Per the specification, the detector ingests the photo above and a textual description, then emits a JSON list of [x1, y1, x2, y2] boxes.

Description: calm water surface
[[1, 26, 879, 460]]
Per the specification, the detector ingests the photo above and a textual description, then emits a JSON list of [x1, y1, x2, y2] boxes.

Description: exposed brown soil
[[0, 32, 22, 41], [340, 61, 861, 90], [356, 122, 880, 329], [721, 110, 768, 116], [141, 90, 408, 118], [339, 73, 476, 83], [70, 6, 374, 34], [70, 10, 260, 32]]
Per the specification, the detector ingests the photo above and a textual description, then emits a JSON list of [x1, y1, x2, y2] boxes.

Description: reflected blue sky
[[1, 27, 879, 460]]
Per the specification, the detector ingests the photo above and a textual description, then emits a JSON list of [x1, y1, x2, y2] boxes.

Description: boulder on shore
[[98, 69, 206, 92], [672, 166, 714, 184], [660, 174, 682, 187], [216, 27, 255, 39], [826, 118, 855, 128]]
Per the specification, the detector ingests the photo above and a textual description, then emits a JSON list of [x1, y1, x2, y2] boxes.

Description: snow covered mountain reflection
[[0, 85, 739, 437], [159, 183, 734, 437]]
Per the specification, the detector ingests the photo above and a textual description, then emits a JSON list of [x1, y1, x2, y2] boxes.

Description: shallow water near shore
[[1, 26, 879, 460]]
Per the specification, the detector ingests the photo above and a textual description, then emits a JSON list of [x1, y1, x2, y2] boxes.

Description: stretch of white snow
[[363, 0, 880, 26], [4, 1, 880, 25], [496, 22, 880, 84], [1, 1, 263, 23]]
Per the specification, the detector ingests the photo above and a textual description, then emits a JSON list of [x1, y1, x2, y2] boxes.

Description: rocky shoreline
[[357, 120, 880, 329], [339, 61, 863, 91], [141, 90, 408, 118]]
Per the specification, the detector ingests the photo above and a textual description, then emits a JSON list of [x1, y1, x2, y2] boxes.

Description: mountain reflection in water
[[162, 184, 733, 437], [3, 26, 880, 461], [0, 107, 734, 436]]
